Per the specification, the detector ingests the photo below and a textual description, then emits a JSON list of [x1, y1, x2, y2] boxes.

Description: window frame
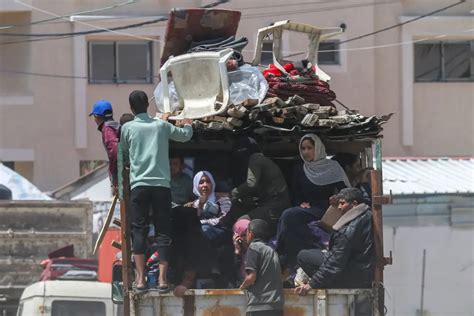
[[88, 40, 153, 84], [318, 40, 341, 65], [414, 40, 474, 83]]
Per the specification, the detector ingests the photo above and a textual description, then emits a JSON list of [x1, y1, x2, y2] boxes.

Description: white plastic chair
[[251, 20, 343, 82], [160, 48, 234, 120]]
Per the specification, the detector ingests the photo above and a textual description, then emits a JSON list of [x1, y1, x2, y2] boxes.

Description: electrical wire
[[0, 0, 396, 46], [340, 0, 466, 44], [240, 27, 474, 56], [225, 0, 355, 11], [2, 27, 472, 80], [0, 0, 136, 31], [0, 0, 397, 46], [0, 0, 470, 78], [6, 0, 163, 43], [0, 0, 350, 29], [0, 0, 228, 38], [240, 0, 397, 20]]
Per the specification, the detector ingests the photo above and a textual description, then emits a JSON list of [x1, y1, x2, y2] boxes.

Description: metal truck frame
[[115, 135, 391, 316]]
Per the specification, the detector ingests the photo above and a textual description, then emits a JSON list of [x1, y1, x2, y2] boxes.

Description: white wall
[[384, 225, 474, 316]]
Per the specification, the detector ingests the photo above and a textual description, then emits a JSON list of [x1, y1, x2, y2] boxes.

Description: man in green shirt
[[120, 90, 193, 292]]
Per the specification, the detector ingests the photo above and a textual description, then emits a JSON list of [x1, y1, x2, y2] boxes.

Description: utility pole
[[419, 249, 427, 316]]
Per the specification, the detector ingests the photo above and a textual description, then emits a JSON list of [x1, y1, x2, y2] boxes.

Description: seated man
[[294, 188, 375, 294], [170, 155, 193, 205]]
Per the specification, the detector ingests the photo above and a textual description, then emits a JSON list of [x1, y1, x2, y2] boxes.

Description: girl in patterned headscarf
[[187, 170, 232, 245], [276, 134, 350, 268]]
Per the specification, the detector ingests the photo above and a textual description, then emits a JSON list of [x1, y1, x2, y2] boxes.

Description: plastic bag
[[154, 80, 180, 113], [227, 64, 269, 105]]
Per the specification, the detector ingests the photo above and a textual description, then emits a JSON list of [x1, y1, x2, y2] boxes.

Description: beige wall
[[413, 83, 474, 155], [0, 0, 473, 190]]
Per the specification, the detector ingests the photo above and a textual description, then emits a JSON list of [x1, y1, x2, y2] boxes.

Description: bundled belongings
[[154, 12, 392, 140], [160, 9, 242, 65], [188, 36, 249, 66], [264, 61, 337, 107]]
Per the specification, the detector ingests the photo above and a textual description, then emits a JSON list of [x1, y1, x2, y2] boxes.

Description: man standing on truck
[[120, 90, 193, 292], [89, 100, 120, 195], [294, 188, 375, 294]]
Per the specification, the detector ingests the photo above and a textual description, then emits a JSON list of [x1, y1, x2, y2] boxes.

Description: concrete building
[[1, 0, 472, 191], [383, 157, 474, 316]]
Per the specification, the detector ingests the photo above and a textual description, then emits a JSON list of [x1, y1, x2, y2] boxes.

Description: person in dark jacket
[[222, 137, 291, 233], [276, 134, 350, 267], [89, 100, 120, 195], [294, 188, 375, 293]]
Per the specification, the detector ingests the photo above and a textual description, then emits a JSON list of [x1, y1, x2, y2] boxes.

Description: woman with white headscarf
[[276, 134, 350, 267], [185, 170, 232, 245]]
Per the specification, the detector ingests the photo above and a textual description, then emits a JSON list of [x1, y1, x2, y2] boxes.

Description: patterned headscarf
[[299, 134, 351, 187], [192, 170, 217, 205]]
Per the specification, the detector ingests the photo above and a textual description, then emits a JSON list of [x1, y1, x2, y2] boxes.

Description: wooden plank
[[93, 195, 118, 255]]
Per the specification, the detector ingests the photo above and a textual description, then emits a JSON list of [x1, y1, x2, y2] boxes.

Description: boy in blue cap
[[89, 100, 120, 195]]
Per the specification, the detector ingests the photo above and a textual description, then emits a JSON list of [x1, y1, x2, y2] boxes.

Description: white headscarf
[[192, 170, 217, 205], [299, 134, 351, 187]]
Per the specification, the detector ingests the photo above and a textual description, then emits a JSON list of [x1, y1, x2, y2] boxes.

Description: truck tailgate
[[134, 288, 380, 316]]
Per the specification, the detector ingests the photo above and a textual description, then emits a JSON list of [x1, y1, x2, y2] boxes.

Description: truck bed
[[133, 288, 381, 316]]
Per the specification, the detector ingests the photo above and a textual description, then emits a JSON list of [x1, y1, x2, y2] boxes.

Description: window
[[2, 161, 34, 182], [414, 41, 474, 82], [260, 41, 274, 66], [52, 300, 105, 316], [88, 41, 152, 84], [318, 40, 340, 65]]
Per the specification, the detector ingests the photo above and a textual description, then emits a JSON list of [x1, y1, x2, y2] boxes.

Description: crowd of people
[[90, 90, 376, 315]]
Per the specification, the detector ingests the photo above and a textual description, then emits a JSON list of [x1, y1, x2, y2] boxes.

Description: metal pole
[[371, 139, 385, 283], [420, 249, 426, 316], [120, 167, 133, 316], [371, 139, 385, 315]]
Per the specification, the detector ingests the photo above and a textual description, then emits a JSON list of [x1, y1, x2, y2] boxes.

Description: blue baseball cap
[[89, 100, 113, 118]]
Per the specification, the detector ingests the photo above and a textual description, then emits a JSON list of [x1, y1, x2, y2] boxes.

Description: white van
[[17, 281, 120, 316]]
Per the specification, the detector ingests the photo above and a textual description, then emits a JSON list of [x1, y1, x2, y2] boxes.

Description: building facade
[[0, 0, 472, 190]]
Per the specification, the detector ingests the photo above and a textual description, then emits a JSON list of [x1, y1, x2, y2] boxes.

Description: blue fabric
[[201, 224, 230, 246], [90, 99, 113, 117]]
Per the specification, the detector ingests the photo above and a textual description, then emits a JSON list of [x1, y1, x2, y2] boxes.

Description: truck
[[17, 280, 119, 316], [113, 137, 391, 316], [0, 201, 93, 315], [107, 7, 394, 316]]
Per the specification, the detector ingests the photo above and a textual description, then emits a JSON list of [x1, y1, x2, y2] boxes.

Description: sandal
[[134, 283, 148, 293], [156, 284, 170, 293]]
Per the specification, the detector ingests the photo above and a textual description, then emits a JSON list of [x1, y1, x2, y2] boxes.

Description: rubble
[[242, 99, 259, 108], [301, 114, 319, 127], [227, 105, 247, 118], [181, 94, 391, 141], [227, 117, 243, 127]]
